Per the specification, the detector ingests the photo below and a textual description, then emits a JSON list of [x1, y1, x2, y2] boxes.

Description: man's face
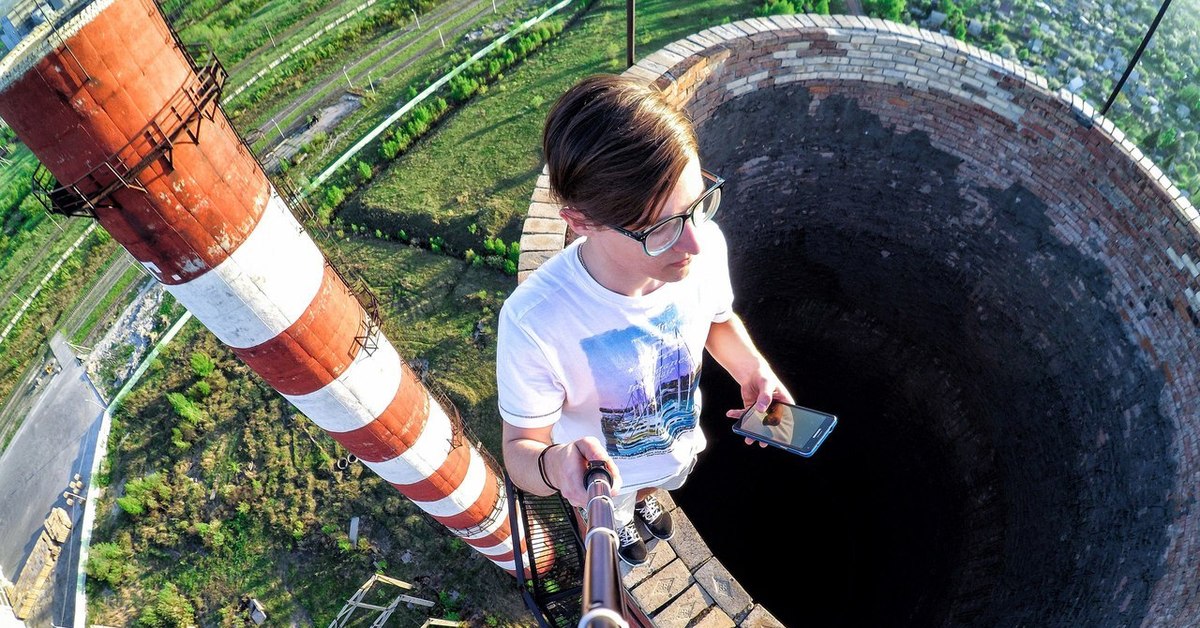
[[592, 155, 707, 286]]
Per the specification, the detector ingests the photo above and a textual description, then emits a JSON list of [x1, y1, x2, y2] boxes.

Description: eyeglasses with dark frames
[[610, 169, 725, 257]]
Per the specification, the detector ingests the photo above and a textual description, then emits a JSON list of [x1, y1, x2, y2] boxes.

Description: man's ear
[[560, 207, 598, 236]]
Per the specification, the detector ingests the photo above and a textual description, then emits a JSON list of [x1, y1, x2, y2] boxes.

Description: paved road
[[0, 333, 103, 624]]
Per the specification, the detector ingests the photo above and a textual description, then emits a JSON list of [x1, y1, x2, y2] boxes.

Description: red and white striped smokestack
[[0, 0, 539, 574]]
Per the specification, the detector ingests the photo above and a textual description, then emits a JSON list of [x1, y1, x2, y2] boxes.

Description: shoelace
[[637, 496, 664, 523], [617, 522, 641, 547]]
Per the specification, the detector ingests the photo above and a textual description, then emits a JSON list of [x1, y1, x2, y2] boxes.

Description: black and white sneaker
[[635, 494, 674, 540], [617, 521, 648, 566]]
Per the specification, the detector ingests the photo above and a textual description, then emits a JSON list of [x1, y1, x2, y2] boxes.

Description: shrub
[[863, 0, 905, 20], [324, 185, 346, 210], [449, 75, 479, 103], [755, 0, 828, 14], [188, 380, 211, 399], [167, 392, 204, 425], [119, 472, 170, 518], [194, 521, 226, 549], [189, 351, 214, 378], [87, 542, 134, 588], [170, 427, 191, 452], [755, 0, 794, 15], [136, 582, 195, 628], [381, 139, 400, 160], [116, 495, 145, 516]]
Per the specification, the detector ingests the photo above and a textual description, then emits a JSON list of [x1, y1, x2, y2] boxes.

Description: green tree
[[1180, 85, 1200, 112], [941, 0, 967, 39], [755, 0, 795, 15], [1157, 127, 1179, 151], [865, 0, 905, 20], [136, 583, 196, 628]]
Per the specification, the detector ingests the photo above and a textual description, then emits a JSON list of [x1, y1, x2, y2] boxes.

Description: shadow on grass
[[457, 107, 530, 146]]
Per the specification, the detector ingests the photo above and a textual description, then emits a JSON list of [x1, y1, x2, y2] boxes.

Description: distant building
[[925, 11, 947, 29], [968, 19, 983, 37], [1068, 76, 1085, 93]]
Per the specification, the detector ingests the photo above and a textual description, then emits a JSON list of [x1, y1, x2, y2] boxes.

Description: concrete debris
[[85, 282, 166, 394]]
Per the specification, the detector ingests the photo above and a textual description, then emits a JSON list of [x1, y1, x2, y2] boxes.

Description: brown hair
[[542, 74, 698, 230]]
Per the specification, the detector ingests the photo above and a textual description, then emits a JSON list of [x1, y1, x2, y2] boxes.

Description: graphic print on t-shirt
[[579, 304, 699, 459]]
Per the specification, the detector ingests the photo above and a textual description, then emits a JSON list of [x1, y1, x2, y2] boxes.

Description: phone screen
[[735, 401, 837, 457]]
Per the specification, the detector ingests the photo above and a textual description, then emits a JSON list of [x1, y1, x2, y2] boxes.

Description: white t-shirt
[[497, 221, 735, 491]]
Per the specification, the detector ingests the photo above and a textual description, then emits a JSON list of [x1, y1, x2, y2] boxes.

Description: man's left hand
[[726, 361, 794, 447]]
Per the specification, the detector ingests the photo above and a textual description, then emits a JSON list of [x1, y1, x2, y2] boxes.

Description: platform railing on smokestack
[[30, 42, 225, 218], [506, 464, 653, 628], [507, 474, 586, 627]]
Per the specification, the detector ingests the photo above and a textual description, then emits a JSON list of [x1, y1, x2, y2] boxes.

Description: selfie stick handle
[[580, 460, 628, 628]]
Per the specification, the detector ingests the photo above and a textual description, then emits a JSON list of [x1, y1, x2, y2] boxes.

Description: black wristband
[[537, 445, 560, 492]]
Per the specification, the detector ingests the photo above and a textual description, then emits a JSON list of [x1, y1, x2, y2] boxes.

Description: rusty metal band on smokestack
[[0, 0, 546, 575]]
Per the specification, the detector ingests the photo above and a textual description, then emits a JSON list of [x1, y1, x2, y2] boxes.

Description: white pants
[[609, 457, 697, 527]]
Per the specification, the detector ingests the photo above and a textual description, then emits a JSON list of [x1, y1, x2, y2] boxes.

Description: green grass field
[[343, 0, 760, 255], [0, 144, 35, 191]]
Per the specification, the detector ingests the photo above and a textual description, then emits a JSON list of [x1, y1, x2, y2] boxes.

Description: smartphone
[[733, 400, 837, 457]]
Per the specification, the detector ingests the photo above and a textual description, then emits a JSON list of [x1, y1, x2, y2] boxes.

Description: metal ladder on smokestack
[[506, 463, 654, 627]]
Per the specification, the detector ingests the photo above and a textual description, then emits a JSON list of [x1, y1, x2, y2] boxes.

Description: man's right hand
[[546, 436, 621, 508]]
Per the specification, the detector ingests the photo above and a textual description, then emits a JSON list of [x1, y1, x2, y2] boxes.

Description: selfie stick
[[579, 460, 629, 628]]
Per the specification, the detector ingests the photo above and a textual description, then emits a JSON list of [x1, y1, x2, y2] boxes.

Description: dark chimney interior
[[673, 85, 1175, 627]]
